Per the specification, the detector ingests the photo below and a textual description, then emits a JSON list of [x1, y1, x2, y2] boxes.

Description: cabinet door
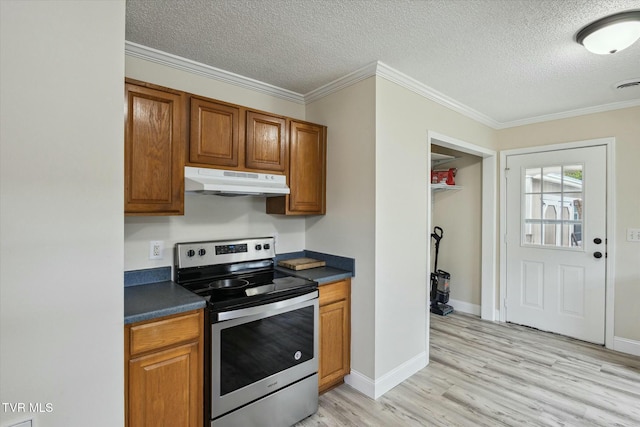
[[189, 97, 240, 167], [128, 342, 201, 427], [245, 111, 286, 172], [318, 279, 350, 393], [319, 299, 350, 393], [124, 82, 184, 215], [289, 120, 326, 214]]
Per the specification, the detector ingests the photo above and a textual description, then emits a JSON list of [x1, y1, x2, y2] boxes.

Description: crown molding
[[309, 61, 640, 129], [124, 41, 305, 104], [373, 61, 501, 128], [124, 42, 498, 127], [303, 62, 379, 103], [125, 42, 640, 130], [305, 61, 502, 128], [498, 98, 640, 129]]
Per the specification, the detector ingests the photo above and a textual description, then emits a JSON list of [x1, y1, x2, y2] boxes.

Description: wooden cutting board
[[277, 257, 326, 271]]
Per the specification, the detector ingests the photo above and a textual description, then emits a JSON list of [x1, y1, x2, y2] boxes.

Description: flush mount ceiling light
[[576, 10, 640, 54]]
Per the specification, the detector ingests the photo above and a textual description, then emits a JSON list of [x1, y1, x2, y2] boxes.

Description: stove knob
[[264, 243, 270, 250], [186, 249, 195, 257], [255, 244, 262, 250], [198, 248, 206, 256]]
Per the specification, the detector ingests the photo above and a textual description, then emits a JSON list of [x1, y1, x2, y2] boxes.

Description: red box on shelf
[[431, 168, 457, 185]]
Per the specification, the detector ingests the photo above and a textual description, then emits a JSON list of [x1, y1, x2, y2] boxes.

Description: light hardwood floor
[[297, 312, 640, 426]]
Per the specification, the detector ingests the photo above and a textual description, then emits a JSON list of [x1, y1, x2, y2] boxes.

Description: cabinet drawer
[[319, 280, 350, 306], [129, 311, 201, 356]]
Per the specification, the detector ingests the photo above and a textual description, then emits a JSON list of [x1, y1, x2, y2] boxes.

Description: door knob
[[593, 238, 602, 244], [594, 251, 603, 259]]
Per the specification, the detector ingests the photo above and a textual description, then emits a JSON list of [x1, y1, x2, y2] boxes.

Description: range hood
[[184, 166, 290, 197]]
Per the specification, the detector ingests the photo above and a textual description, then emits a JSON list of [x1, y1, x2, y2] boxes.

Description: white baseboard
[[344, 370, 375, 399], [613, 336, 640, 356], [344, 351, 427, 400], [448, 298, 481, 316]]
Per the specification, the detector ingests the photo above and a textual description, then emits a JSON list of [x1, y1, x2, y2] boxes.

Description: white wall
[[306, 74, 496, 397], [125, 195, 306, 271], [0, 2, 125, 426], [497, 107, 640, 342], [124, 56, 308, 271], [305, 78, 377, 379], [374, 78, 430, 379], [373, 77, 495, 382]]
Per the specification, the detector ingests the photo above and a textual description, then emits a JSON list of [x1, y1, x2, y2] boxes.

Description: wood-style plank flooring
[[297, 312, 640, 426]]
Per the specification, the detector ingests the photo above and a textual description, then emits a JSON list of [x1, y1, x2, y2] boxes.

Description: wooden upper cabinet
[[124, 80, 184, 215], [267, 120, 326, 215], [124, 79, 327, 216], [245, 111, 286, 172], [189, 97, 240, 167]]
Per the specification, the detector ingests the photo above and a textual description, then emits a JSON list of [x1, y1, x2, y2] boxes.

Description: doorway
[[500, 138, 616, 348], [505, 145, 606, 344], [427, 131, 497, 320]]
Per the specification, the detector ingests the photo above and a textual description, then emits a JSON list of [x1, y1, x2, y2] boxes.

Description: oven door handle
[[215, 290, 319, 322]]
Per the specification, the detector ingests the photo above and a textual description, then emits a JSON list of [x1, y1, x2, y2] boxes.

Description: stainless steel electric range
[[174, 237, 318, 427]]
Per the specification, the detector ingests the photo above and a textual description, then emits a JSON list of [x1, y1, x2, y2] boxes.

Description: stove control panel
[[175, 237, 276, 269], [215, 243, 248, 255]]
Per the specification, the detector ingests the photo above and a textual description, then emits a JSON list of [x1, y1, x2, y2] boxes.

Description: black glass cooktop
[[178, 267, 317, 313]]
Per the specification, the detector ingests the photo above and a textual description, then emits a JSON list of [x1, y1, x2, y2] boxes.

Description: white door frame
[[499, 137, 616, 349], [428, 131, 498, 321]]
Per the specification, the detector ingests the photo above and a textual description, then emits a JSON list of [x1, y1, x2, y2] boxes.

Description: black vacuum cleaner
[[430, 226, 454, 316]]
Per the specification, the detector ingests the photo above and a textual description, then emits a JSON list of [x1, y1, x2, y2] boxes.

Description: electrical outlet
[[149, 240, 164, 259], [627, 228, 640, 242]]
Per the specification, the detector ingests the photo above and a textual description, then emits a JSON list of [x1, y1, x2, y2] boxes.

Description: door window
[[522, 164, 584, 249]]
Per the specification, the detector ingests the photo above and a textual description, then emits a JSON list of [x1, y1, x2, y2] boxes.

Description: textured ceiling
[[126, 0, 640, 126]]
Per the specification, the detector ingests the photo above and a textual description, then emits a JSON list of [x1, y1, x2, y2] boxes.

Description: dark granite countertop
[[275, 250, 354, 285], [275, 265, 352, 284], [124, 249, 354, 324], [124, 280, 206, 325]]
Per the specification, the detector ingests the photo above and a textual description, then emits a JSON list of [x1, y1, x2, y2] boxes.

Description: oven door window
[[219, 305, 314, 396]]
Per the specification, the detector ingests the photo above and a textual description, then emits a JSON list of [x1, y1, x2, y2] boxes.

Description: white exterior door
[[505, 145, 607, 344]]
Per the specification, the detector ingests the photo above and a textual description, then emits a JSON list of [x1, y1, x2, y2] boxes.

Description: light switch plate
[[627, 228, 640, 242]]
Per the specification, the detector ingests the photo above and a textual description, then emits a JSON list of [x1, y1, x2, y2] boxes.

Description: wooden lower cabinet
[[125, 309, 204, 427], [318, 279, 351, 393]]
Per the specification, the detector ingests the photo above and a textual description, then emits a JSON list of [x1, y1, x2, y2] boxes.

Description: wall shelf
[[431, 152, 458, 168], [431, 183, 462, 191]]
